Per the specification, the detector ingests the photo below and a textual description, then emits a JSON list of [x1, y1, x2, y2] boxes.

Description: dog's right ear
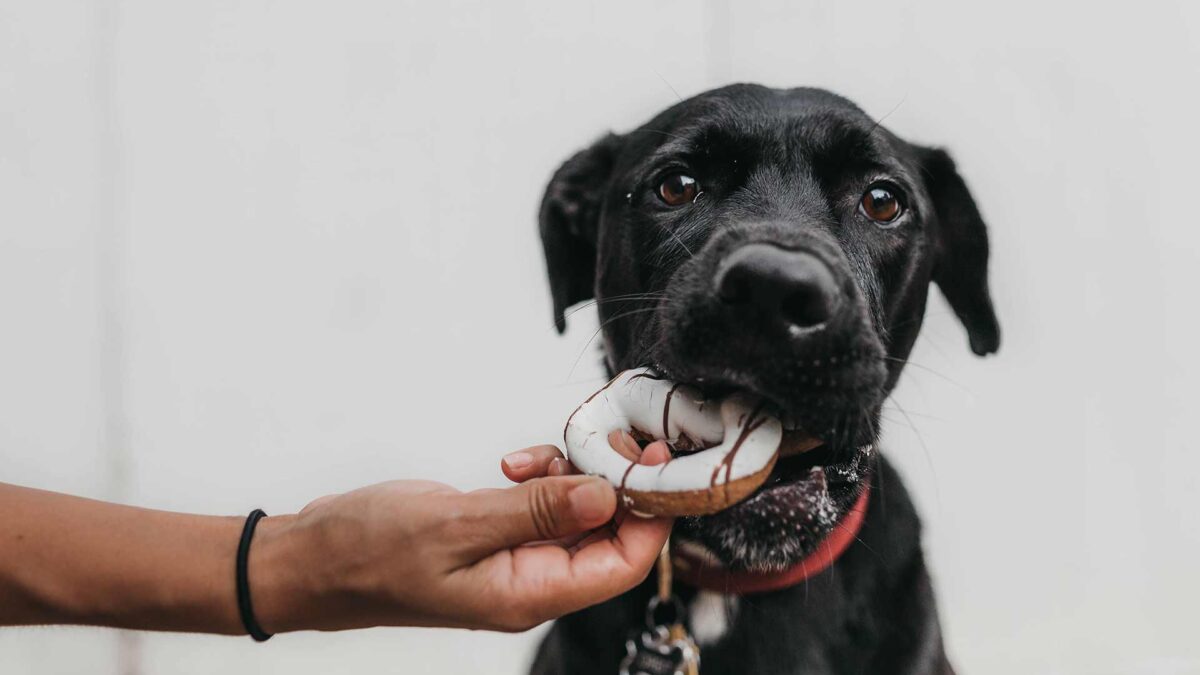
[[539, 133, 624, 333]]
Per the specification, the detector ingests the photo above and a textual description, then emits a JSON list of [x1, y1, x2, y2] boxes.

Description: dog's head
[[540, 84, 999, 570]]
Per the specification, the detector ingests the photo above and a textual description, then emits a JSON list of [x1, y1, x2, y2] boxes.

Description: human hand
[[249, 441, 673, 633]]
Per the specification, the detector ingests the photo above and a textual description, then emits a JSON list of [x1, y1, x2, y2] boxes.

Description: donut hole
[[609, 428, 711, 461]]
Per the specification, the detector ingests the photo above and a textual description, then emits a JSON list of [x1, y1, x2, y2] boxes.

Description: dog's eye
[[859, 184, 903, 224], [658, 173, 699, 206]]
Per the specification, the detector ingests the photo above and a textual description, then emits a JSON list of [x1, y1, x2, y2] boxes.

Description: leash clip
[[618, 539, 701, 675]]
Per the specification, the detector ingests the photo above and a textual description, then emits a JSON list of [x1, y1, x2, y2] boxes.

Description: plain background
[[3, 1, 1198, 673]]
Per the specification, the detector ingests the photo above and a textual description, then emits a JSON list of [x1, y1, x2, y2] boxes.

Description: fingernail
[[548, 457, 568, 476], [640, 441, 671, 466], [503, 452, 533, 470], [568, 479, 612, 522]]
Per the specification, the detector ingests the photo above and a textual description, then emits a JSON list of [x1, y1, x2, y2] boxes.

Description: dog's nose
[[715, 243, 841, 328]]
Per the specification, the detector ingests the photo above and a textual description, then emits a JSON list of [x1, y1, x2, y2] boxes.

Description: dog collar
[[671, 483, 871, 595]]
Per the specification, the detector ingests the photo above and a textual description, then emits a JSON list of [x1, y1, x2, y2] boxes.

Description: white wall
[[2, 1, 1198, 673]]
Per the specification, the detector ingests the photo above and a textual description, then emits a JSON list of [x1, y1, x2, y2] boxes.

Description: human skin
[[0, 442, 671, 635]]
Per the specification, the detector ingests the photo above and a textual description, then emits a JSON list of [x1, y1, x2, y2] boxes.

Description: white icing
[[564, 368, 782, 493]]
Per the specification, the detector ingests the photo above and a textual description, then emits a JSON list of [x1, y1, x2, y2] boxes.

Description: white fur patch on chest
[[688, 590, 738, 646]]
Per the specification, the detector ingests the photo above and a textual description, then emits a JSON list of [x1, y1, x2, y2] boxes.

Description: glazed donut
[[564, 368, 784, 516]]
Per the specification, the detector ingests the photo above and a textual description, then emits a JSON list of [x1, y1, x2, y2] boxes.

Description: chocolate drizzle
[[617, 460, 638, 503], [662, 382, 682, 440], [626, 371, 666, 384], [711, 400, 768, 488], [615, 375, 677, 504], [563, 372, 623, 443], [569, 371, 777, 510]]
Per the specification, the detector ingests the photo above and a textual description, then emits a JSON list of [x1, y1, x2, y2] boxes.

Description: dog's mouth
[[618, 288, 887, 570], [644, 371, 875, 571], [676, 437, 872, 571]]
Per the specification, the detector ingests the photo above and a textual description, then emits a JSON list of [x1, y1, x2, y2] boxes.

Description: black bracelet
[[236, 509, 273, 642]]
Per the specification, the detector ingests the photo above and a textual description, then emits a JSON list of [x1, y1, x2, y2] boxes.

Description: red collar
[[671, 484, 871, 595]]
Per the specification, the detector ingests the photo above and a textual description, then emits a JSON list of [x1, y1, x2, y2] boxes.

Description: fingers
[[608, 430, 642, 461], [501, 435, 667, 484], [535, 439, 672, 608], [455, 475, 617, 558], [463, 510, 673, 629], [501, 445, 567, 483], [639, 440, 671, 466], [547, 457, 574, 476], [461, 438, 676, 628]]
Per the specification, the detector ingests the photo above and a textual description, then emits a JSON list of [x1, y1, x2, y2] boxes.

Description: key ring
[[620, 537, 701, 675], [645, 594, 686, 631]]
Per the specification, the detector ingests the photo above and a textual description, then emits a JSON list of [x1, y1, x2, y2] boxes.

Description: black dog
[[534, 84, 999, 675]]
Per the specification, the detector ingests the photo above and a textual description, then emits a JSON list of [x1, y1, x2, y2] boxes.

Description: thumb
[[455, 475, 617, 556]]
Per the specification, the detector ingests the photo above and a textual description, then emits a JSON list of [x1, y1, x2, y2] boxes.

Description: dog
[[533, 84, 999, 675]]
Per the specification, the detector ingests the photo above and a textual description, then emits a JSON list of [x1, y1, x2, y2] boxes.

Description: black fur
[[536, 84, 997, 674]]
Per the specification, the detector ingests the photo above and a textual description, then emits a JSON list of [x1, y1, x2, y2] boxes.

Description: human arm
[[0, 443, 671, 634]]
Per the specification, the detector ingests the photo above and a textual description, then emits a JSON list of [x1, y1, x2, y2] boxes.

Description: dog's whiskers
[[631, 127, 692, 144], [863, 94, 907, 143], [874, 355, 971, 392], [565, 307, 661, 381], [649, 67, 685, 103], [879, 405, 945, 422], [563, 292, 669, 320], [889, 309, 957, 332], [886, 394, 942, 511], [667, 229, 694, 258]]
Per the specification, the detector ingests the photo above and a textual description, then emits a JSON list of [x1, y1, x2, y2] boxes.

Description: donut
[[778, 421, 824, 457], [564, 368, 786, 516]]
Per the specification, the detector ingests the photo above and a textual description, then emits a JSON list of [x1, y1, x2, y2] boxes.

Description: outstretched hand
[[251, 442, 673, 633]]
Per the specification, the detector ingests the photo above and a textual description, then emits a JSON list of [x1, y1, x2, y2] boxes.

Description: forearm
[[0, 462, 670, 635], [0, 483, 249, 633]]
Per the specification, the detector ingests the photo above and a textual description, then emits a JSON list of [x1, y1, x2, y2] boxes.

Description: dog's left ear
[[918, 147, 1001, 356], [539, 133, 624, 333]]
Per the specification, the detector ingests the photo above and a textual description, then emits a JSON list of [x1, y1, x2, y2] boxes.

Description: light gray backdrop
[[2, 0, 1198, 673]]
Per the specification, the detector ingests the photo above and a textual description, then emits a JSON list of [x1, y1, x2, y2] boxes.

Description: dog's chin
[[674, 442, 873, 571]]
